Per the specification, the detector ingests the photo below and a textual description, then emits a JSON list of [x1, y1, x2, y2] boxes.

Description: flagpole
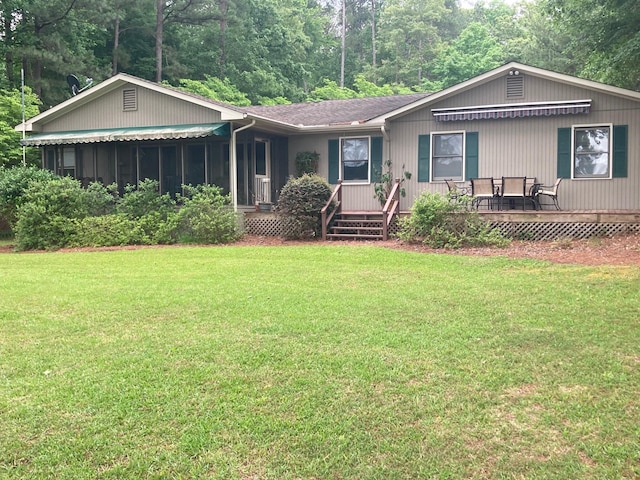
[[21, 68, 26, 166]]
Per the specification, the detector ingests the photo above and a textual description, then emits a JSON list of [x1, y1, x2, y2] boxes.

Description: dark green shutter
[[612, 125, 628, 178], [417, 134, 430, 182], [557, 128, 572, 178], [465, 132, 478, 180], [370, 136, 383, 182], [328, 139, 339, 184]]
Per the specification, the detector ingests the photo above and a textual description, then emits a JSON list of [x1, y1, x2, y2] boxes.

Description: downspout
[[230, 119, 255, 212]]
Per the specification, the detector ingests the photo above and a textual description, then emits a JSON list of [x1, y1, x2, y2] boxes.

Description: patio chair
[[470, 177, 496, 210], [499, 177, 527, 210], [534, 178, 563, 210], [445, 179, 469, 202]]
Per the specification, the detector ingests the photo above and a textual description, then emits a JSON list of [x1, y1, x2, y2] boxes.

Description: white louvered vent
[[506, 75, 524, 98], [123, 88, 137, 111]]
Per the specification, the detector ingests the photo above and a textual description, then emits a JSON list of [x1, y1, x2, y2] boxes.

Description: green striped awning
[[21, 123, 230, 146]]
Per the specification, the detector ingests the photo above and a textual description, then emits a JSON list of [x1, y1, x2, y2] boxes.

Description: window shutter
[[557, 128, 572, 178], [417, 134, 430, 182], [612, 125, 628, 178], [328, 139, 339, 184], [465, 132, 478, 180], [370, 136, 383, 182]]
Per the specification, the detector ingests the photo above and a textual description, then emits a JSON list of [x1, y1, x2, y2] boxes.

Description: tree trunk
[[155, 0, 164, 82], [112, 16, 120, 76], [371, 0, 376, 83], [219, 0, 227, 77], [340, 0, 346, 88]]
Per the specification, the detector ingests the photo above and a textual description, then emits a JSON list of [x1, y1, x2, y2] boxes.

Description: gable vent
[[506, 74, 524, 98], [123, 88, 138, 111]]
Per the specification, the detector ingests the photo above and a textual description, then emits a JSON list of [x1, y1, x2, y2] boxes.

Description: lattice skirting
[[244, 213, 640, 241], [489, 221, 640, 241]]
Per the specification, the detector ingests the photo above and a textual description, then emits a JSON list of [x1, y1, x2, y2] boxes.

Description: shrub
[[176, 184, 241, 244], [398, 191, 509, 249], [0, 165, 57, 229], [71, 214, 144, 247], [84, 181, 119, 217], [116, 179, 175, 220], [275, 174, 333, 239], [13, 176, 90, 250]]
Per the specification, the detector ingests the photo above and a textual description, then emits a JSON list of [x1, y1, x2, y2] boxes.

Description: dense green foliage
[[0, 165, 57, 227], [176, 184, 241, 244], [0, 0, 636, 119], [398, 191, 509, 248], [8, 171, 241, 250], [276, 174, 333, 239]]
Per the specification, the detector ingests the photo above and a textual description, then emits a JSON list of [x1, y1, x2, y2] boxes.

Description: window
[[431, 132, 464, 181], [341, 137, 370, 182], [573, 125, 611, 179]]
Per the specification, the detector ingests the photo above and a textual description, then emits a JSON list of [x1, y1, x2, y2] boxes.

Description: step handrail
[[381, 179, 401, 240], [322, 180, 342, 240]]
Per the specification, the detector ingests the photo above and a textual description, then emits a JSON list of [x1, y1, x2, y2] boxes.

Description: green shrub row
[[1, 167, 241, 251]]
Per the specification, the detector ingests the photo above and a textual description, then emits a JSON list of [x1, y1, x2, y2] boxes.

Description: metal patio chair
[[470, 178, 496, 210], [534, 178, 563, 210], [499, 176, 527, 210]]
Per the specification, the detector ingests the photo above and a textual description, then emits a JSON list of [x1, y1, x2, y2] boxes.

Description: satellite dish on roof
[[66, 74, 93, 96]]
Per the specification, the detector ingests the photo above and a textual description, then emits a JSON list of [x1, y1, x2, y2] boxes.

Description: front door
[[254, 140, 271, 203]]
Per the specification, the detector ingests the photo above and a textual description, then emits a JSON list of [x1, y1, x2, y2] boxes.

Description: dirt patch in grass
[[2, 232, 640, 266]]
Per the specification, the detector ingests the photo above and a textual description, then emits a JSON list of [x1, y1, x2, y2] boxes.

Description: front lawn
[[0, 245, 638, 479]]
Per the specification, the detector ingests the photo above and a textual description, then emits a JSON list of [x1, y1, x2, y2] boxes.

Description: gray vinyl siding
[[386, 74, 640, 211], [41, 86, 223, 132], [289, 129, 388, 211]]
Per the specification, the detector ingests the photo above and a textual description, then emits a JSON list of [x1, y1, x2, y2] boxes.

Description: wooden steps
[[326, 211, 385, 240]]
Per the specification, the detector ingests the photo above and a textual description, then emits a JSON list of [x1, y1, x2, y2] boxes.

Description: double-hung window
[[341, 136, 370, 183], [573, 125, 612, 179], [431, 132, 464, 181]]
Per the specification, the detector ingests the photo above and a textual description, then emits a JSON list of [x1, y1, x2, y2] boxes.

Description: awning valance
[[432, 100, 591, 122], [21, 123, 230, 146]]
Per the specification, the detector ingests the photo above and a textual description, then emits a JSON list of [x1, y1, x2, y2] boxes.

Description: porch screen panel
[[186, 144, 205, 185], [161, 146, 180, 196], [139, 146, 160, 183]]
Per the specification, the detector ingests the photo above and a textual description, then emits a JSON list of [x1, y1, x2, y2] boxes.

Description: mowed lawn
[[0, 244, 638, 479]]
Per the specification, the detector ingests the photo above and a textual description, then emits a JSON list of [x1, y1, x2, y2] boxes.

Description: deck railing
[[382, 179, 401, 240], [321, 180, 342, 240]]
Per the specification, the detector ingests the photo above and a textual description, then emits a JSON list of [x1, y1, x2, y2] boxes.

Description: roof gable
[[19, 73, 246, 132], [383, 62, 640, 121]]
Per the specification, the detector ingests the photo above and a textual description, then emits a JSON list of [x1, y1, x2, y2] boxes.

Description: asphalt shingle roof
[[243, 93, 432, 127]]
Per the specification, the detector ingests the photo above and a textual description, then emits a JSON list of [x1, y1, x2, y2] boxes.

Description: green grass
[[1, 245, 638, 479]]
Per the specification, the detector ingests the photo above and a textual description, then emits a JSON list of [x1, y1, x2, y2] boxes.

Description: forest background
[[0, 0, 638, 166]]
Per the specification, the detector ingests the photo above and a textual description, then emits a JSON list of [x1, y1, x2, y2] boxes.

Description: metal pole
[[21, 68, 26, 166]]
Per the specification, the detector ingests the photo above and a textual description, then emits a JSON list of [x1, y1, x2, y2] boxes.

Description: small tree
[[0, 165, 57, 229], [276, 174, 333, 239], [373, 160, 411, 206]]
